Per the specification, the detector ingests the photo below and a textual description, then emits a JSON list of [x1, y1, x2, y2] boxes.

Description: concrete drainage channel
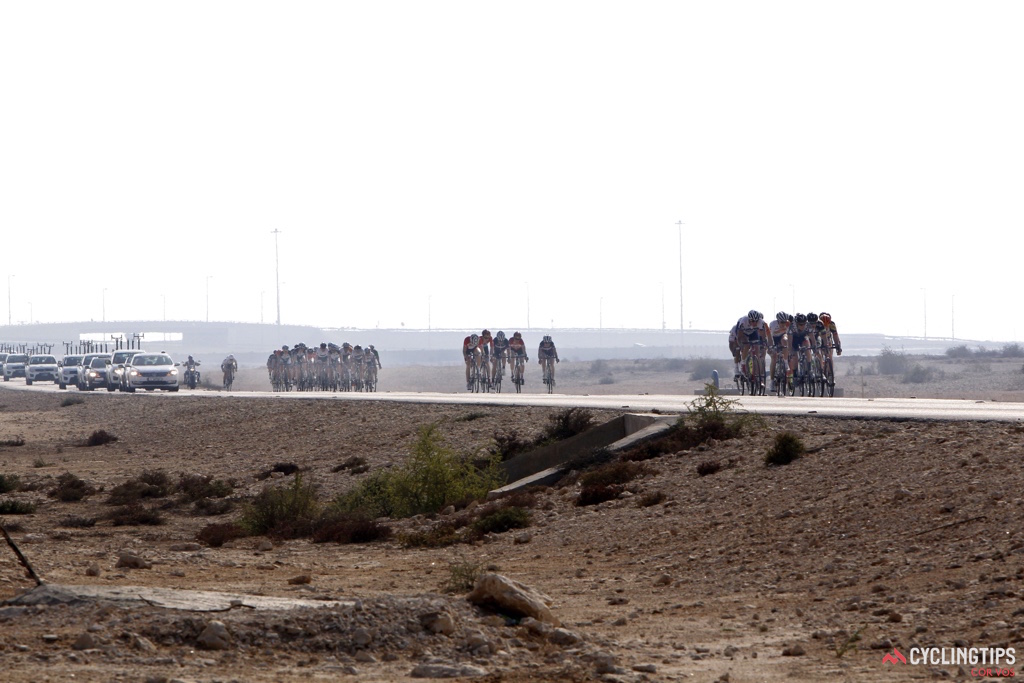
[[489, 413, 678, 498]]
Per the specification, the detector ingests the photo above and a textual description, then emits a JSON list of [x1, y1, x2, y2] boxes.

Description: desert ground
[[1, 353, 1023, 682]]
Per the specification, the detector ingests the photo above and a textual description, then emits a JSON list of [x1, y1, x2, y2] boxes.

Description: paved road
[[9, 381, 1024, 422]]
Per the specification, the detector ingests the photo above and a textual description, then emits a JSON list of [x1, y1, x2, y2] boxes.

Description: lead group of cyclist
[[729, 309, 842, 393], [462, 330, 558, 391], [266, 342, 381, 392]]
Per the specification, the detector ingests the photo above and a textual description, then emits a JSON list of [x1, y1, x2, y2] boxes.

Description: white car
[[59, 355, 84, 389], [124, 353, 180, 392], [3, 354, 29, 381], [107, 348, 144, 392], [26, 355, 61, 385]]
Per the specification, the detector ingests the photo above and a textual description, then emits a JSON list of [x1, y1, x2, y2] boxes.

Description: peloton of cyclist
[[768, 312, 792, 392], [537, 335, 559, 384], [491, 331, 510, 383], [463, 333, 481, 390], [787, 313, 818, 387], [729, 310, 770, 382]]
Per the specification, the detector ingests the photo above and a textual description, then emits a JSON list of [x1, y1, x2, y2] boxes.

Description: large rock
[[196, 620, 232, 650], [467, 573, 560, 627]]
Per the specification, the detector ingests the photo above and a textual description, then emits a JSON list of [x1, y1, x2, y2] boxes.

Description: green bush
[[197, 522, 248, 547], [0, 499, 36, 515], [177, 473, 233, 502], [312, 511, 392, 544], [576, 484, 623, 507], [580, 460, 649, 488], [240, 473, 321, 538], [471, 506, 531, 535], [107, 503, 163, 526], [441, 560, 485, 594], [765, 432, 805, 466], [0, 474, 20, 494], [541, 407, 595, 442]]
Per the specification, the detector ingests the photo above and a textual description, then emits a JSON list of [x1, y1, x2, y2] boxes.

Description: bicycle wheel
[[824, 359, 835, 397], [752, 355, 765, 396]]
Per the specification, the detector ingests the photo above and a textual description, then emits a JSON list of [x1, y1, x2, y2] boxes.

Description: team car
[[3, 354, 29, 381], [25, 355, 61, 385], [123, 353, 180, 392]]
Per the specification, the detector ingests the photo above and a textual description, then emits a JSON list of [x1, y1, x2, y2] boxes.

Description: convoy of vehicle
[[1, 348, 186, 393]]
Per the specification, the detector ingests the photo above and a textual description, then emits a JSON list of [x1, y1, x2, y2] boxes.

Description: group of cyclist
[[182, 354, 237, 390], [266, 342, 381, 392], [462, 330, 559, 392], [729, 310, 842, 394]]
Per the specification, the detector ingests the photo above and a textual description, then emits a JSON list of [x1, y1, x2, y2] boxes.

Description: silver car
[[80, 355, 112, 391], [124, 353, 180, 392], [76, 353, 111, 390], [3, 354, 29, 381], [26, 355, 61, 385], [59, 355, 84, 389]]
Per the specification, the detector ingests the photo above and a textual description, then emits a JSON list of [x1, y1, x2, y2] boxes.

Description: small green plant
[[32, 457, 51, 468], [60, 396, 85, 407], [240, 473, 321, 538], [50, 472, 97, 502], [765, 432, 805, 466], [0, 474, 20, 494], [0, 499, 36, 515], [835, 626, 864, 658], [0, 435, 26, 447], [176, 473, 233, 502], [441, 560, 485, 594]]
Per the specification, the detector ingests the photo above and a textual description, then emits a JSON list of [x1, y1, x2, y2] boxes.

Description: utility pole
[[206, 275, 213, 323], [272, 229, 282, 325], [676, 221, 684, 345]]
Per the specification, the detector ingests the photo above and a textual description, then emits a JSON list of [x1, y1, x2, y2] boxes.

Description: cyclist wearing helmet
[[367, 344, 381, 369], [491, 331, 510, 384], [787, 313, 817, 387], [818, 312, 842, 359], [479, 329, 494, 364], [508, 331, 528, 384], [729, 310, 769, 382], [463, 333, 482, 390], [767, 312, 792, 392], [537, 334, 559, 385]]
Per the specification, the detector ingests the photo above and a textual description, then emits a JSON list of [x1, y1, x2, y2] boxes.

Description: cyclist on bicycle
[[367, 344, 382, 369], [491, 331, 510, 384], [787, 313, 817, 387], [509, 332, 528, 383], [463, 333, 481, 390], [221, 354, 237, 378], [537, 335, 559, 384], [768, 312, 791, 392], [479, 329, 494, 366], [729, 310, 769, 382], [818, 312, 842, 358]]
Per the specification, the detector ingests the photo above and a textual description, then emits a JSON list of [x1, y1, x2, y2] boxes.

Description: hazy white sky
[[3, 2, 1022, 342]]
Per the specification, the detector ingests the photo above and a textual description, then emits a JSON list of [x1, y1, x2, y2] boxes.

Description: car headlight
[[170, 368, 178, 376], [130, 369, 139, 377]]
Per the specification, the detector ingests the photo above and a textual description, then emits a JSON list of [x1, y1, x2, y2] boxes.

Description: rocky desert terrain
[[1, 353, 1023, 682]]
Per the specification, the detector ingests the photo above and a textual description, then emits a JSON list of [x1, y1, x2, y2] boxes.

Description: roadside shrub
[[240, 473, 320, 538], [541, 407, 595, 442], [197, 522, 248, 547], [489, 429, 535, 461], [589, 359, 609, 376], [107, 471, 173, 505], [107, 503, 163, 526], [441, 560, 485, 594], [398, 522, 461, 548], [58, 515, 97, 528], [50, 472, 97, 502], [598, 375, 615, 385], [471, 506, 531, 536], [332, 469, 395, 519], [84, 430, 118, 447], [946, 344, 973, 359], [688, 357, 728, 381], [0, 435, 25, 447], [0, 499, 36, 515], [580, 460, 649, 488], [637, 490, 667, 507], [455, 411, 489, 422], [60, 396, 84, 407], [696, 460, 722, 477], [765, 432, 805, 466], [876, 346, 908, 375], [311, 511, 392, 544], [0, 474, 20, 494], [902, 364, 937, 384], [1003, 343, 1024, 358], [256, 462, 300, 480], [576, 484, 623, 507], [177, 474, 233, 502]]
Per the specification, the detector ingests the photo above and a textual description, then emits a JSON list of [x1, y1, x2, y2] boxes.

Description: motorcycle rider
[[184, 355, 201, 387]]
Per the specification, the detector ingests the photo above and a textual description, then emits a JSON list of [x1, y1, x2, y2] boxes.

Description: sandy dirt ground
[[0, 354, 1023, 682]]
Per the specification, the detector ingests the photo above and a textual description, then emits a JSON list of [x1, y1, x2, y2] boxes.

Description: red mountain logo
[[882, 648, 907, 664]]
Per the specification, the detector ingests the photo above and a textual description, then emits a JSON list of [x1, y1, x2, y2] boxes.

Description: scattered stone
[[257, 539, 274, 551], [288, 574, 312, 585], [548, 628, 583, 646], [352, 627, 373, 648], [115, 552, 152, 570], [42, 634, 59, 643], [654, 573, 672, 586], [168, 543, 203, 552], [132, 634, 157, 653], [782, 644, 806, 656], [724, 645, 739, 657], [196, 621, 232, 650], [420, 611, 456, 635], [72, 633, 96, 650], [85, 563, 100, 577], [633, 663, 658, 673], [513, 532, 532, 545], [467, 573, 560, 627]]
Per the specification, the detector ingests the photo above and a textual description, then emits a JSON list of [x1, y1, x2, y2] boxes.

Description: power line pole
[[272, 229, 282, 325], [676, 220, 684, 346]]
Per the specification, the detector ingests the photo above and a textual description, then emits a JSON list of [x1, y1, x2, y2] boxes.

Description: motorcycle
[[183, 362, 201, 389]]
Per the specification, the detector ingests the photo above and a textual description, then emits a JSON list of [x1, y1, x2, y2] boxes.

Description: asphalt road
[[8, 381, 1024, 422]]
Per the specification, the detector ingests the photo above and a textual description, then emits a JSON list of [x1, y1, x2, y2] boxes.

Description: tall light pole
[[660, 282, 665, 331], [526, 282, 530, 330], [102, 288, 107, 323], [260, 291, 265, 324], [206, 276, 213, 323], [162, 294, 166, 322], [675, 221, 684, 344], [7, 274, 13, 326], [28, 302, 32, 324], [951, 294, 955, 340], [271, 229, 282, 325], [922, 288, 927, 339]]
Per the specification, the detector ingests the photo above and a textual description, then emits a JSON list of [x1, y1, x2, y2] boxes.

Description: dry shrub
[[398, 522, 461, 548], [84, 430, 118, 447], [107, 471, 172, 505], [50, 472, 96, 502], [0, 499, 36, 515], [332, 456, 368, 473], [177, 474, 233, 502], [765, 432, 805, 466], [197, 522, 248, 547], [256, 462, 301, 480], [0, 474, 20, 494], [240, 473, 320, 538], [107, 503, 163, 526], [576, 484, 624, 507], [311, 512, 392, 544], [542, 407, 595, 442], [696, 460, 722, 477], [471, 506, 531, 536], [637, 490, 667, 507], [579, 460, 650, 488], [193, 498, 233, 516], [58, 515, 97, 528], [0, 435, 26, 447]]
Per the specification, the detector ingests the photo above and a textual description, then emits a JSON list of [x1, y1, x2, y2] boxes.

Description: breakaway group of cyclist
[[729, 310, 842, 396], [462, 330, 560, 393], [266, 342, 381, 392], [181, 354, 238, 390]]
